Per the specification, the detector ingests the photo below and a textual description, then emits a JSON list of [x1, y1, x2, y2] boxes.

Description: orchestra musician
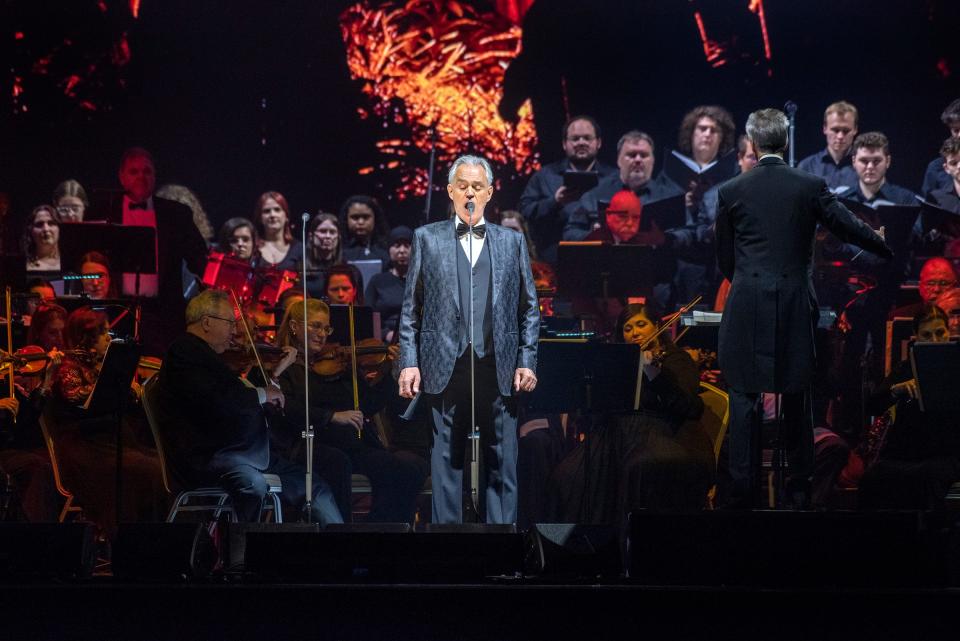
[[547, 302, 713, 523], [49, 306, 165, 536], [270, 298, 426, 524], [155, 289, 342, 524]]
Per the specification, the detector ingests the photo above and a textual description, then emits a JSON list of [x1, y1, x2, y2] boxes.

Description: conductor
[[716, 108, 892, 508], [398, 155, 540, 524]]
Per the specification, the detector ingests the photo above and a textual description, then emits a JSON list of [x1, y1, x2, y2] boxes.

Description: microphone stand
[[299, 212, 315, 523], [785, 101, 798, 168], [424, 121, 439, 225], [466, 201, 480, 522]]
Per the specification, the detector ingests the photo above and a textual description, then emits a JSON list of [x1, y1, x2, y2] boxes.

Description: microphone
[[465, 201, 475, 214], [302, 212, 310, 222], [784, 101, 798, 117]]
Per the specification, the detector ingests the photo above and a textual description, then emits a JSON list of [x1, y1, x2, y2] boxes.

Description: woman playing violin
[[50, 307, 164, 537], [548, 302, 715, 523], [269, 299, 426, 523]]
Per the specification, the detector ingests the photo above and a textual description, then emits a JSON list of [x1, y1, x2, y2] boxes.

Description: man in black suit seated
[[108, 147, 208, 357], [716, 108, 891, 508], [156, 289, 342, 524], [519, 115, 616, 263]]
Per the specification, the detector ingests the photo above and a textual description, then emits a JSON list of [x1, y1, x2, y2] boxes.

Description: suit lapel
[[438, 222, 460, 314]]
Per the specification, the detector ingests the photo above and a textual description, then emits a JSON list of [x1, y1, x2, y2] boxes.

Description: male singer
[[399, 155, 540, 524], [716, 109, 892, 508]]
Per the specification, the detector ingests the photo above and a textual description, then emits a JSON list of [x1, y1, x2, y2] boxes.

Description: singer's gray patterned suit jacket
[[399, 219, 540, 397]]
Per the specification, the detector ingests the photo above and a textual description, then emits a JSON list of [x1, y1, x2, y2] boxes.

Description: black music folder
[[916, 196, 960, 238], [563, 170, 600, 193], [662, 149, 737, 193], [640, 194, 686, 232], [840, 199, 919, 259], [910, 341, 960, 413]]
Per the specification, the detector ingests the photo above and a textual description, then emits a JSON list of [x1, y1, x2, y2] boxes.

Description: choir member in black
[[339, 195, 391, 269], [49, 307, 165, 535], [547, 303, 713, 523], [670, 134, 759, 304], [927, 137, 960, 214], [297, 212, 343, 299], [273, 298, 426, 523], [835, 132, 920, 439], [53, 179, 89, 223], [666, 105, 737, 211], [217, 217, 260, 265], [255, 191, 302, 271], [23, 205, 62, 279], [920, 98, 960, 197], [365, 226, 411, 343], [858, 305, 960, 510], [797, 101, 860, 195], [563, 131, 683, 241], [156, 290, 342, 524], [518, 115, 616, 263]]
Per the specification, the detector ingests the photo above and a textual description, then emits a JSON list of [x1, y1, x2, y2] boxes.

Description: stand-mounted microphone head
[[465, 201, 475, 214], [302, 212, 310, 222], [784, 101, 798, 117]]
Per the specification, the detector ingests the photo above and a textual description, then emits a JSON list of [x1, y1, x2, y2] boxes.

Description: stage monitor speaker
[[222, 522, 321, 573], [245, 528, 523, 582], [0, 522, 96, 579], [112, 522, 216, 581], [627, 510, 945, 588], [524, 523, 621, 578]]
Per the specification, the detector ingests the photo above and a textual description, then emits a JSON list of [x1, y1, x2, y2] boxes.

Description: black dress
[[547, 342, 715, 523]]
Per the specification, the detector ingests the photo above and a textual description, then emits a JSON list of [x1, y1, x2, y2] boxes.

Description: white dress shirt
[[456, 215, 486, 267]]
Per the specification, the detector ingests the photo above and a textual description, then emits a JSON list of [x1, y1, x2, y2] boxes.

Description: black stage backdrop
[[3, 0, 959, 234]]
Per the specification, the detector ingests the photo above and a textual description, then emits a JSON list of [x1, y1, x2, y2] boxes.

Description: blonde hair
[[823, 101, 859, 127], [277, 298, 330, 347]]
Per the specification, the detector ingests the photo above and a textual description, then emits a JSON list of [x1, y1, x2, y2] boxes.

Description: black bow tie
[[456, 222, 485, 239], [129, 201, 149, 210]]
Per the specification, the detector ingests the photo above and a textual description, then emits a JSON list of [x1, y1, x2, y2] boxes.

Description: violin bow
[[347, 301, 361, 438], [5, 287, 14, 401], [228, 288, 269, 384]]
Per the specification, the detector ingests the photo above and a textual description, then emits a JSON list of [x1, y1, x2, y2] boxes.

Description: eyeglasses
[[607, 211, 641, 221], [306, 322, 334, 335], [205, 314, 238, 327], [922, 280, 956, 288], [56, 205, 83, 214]]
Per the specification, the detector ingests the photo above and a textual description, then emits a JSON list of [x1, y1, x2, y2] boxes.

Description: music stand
[[59, 223, 156, 277], [557, 243, 659, 301], [329, 304, 377, 341], [83, 339, 140, 528], [910, 341, 960, 413]]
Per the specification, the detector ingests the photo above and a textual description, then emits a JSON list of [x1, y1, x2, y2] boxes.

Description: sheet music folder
[[910, 341, 960, 413], [83, 339, 140, 416]]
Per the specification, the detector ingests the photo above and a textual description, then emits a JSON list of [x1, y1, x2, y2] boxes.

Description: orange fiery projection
[[340, 0, 540, 199]]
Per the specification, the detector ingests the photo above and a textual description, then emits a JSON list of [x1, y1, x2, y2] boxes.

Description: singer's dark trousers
[[429, 350, 518, 524], [728, 388, 814, 507]]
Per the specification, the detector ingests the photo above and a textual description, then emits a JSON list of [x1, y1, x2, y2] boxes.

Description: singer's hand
[[514, 368, 537, 393], [399, 367, 421, 399]]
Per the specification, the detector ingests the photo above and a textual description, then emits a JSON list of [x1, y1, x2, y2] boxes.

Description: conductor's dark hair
[[563, 115, 601, 141], [913, 304, 949, 335], [745, 109, 789, 155], [678, 105, 736, 157]]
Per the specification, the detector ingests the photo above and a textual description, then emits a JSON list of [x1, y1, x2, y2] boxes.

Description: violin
[[310, 338, 395, 384], [221, 341, 292, 375]]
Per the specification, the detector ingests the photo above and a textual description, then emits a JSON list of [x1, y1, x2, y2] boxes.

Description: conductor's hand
[[514, 368, 537, 393], [263, 385, 285, 409], [399, 367, 421, 399], [332, 410, 364, 431]]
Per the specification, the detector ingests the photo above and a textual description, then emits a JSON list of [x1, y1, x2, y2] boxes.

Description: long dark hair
[[307, 212, 342, 265], [913, 304, 950, 334], [218, 217, 259, 256], [615, 302, 667, 345], [65, 306, 108, 351], [21, 205, 61, 261], [338, 195, 389, 247], [322, 264, 365, 305]]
